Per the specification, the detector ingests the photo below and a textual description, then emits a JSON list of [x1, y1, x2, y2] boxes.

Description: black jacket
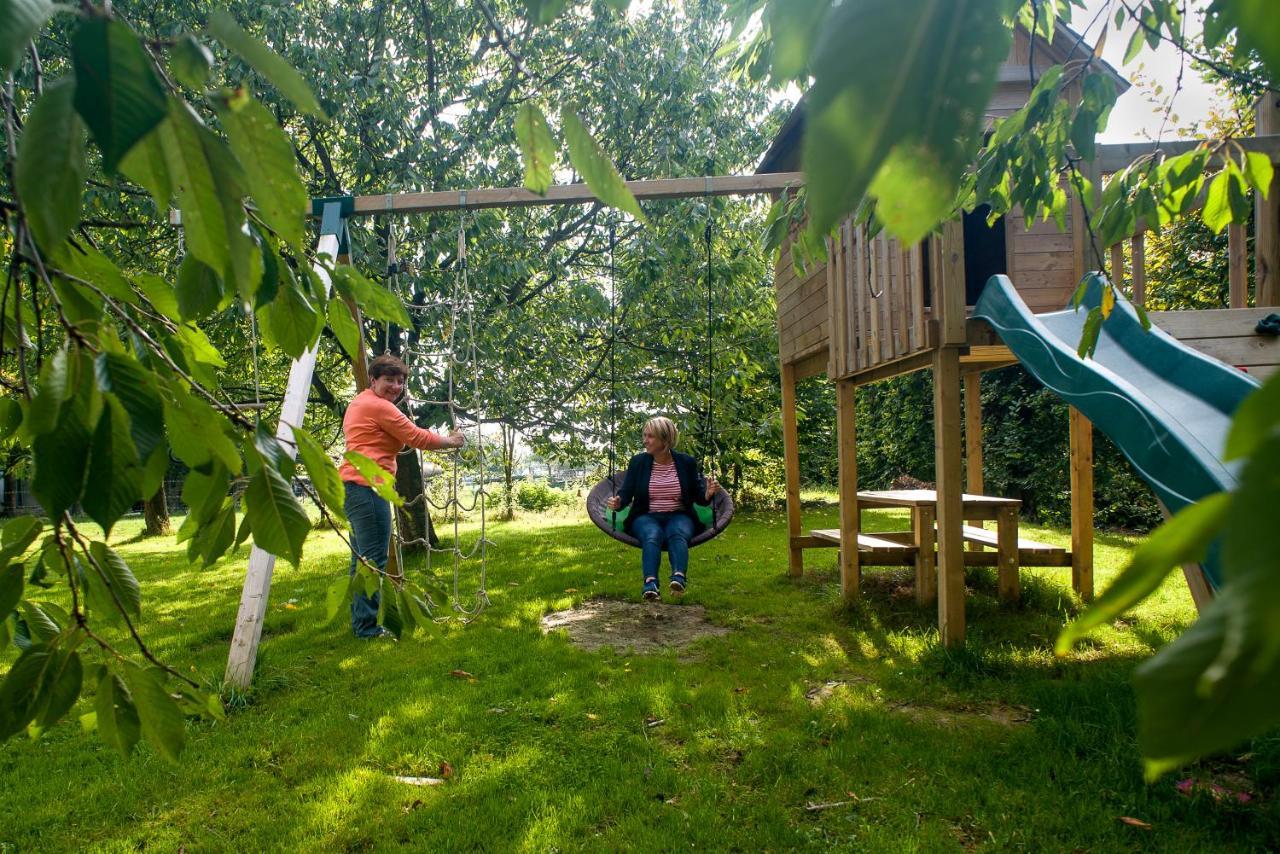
[[615, 451, 709, 535]]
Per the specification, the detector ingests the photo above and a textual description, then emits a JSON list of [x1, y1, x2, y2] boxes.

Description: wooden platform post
[[781, 362, 804, 577], [836, 378, 860, 600], [1069, 407, 1095, 601], [227, 208, 345, 688], [1257, 93, 1280, 307], [934, 346, 966, 645], [913, 504, 937, 605], [996, 505, 1020, 603]]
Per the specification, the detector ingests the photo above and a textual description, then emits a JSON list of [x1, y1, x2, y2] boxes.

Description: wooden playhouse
[[757, 24, 1280, 644]]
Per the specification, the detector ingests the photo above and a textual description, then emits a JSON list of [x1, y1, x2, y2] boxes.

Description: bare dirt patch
[[888, 700, 1035, 729], [541, 598, 729, 653]]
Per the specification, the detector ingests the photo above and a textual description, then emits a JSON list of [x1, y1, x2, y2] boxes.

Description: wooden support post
[[933, 346, 966, 645], [1109, 243, 1124, 289], [996, 505, 1020, 603], [781, 362, 804, 577], [1072, 159, 1102, 284], [227, 227, 342, 687], [913, 505, 937, 606], [1069, 407, 1095, 601], [963, 373, 984, 552], [1228, 223, 1248, 308], [1130, 235, 1146, 307], [938, 220, 967, 345], [836, 379, 860, 600], [1257, 94, 1280, 306]]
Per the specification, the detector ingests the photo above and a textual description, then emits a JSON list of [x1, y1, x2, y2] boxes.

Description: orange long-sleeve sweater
[[338, 388, 449, 486]]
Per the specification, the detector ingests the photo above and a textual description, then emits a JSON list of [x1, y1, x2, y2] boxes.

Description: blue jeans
[[631, 512, 695, 583], [344, 482, 390, 637]]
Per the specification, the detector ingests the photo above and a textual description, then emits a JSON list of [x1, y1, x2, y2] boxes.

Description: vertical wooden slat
[[909, 242, 924, 351], [1070, 408, 1095, 602], [867, 233, 882, 367], [781, 362, 804, 577], [893, 241, 909, 356], [939, 221, 967, 345], [880, 236, 894, 359], [1073, 159, 1102, 285], [934, 346, 966, 646], [1130, 234, 1146, 307], [1228, 222, 1248, 309], [852, 224, 867, 371], [1109, 243, 1124, 290], [964, 373, 984, 553], [826, 233, 841, 374], [836, 379, 860, 600], [1256, 94, 1280, 307], [844, 221, 858, 374]]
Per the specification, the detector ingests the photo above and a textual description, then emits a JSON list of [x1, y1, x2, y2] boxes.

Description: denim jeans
[[631, 512, 695, 583], [344, 481, 390, 637]]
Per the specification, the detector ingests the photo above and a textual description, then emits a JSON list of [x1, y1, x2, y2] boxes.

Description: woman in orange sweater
[[340, 354, 464, 638]]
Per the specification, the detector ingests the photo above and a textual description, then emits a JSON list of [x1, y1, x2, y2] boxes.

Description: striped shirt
[[648, 461, 683, 512]]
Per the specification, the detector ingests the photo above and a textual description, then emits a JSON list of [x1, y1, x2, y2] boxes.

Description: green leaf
[[0, 645, 51, 739], [1225, 372, 1280, 461], [1202, 169, 1234, 234], [23, 346, 70, 438], [342, 451, 403, 507], [175, 254, 224, 321], [169, 34, 213, 90], [0, 0, 52, 74], [186, 499, 236, 568], [0, 516, 41, 564], [802, 0, 1011, 241], [561, 109, 646, 223], [63, 244, 137, 305], [95, 671, 141, 758], [31, 355, 96, 518], [118, 122, 173, 212], [1057, 493, 1232, 654], [1122, 25, 1145, 64], [326, 296, 362, 362], [1076, 306, 1103, 358], [16, 78, 87, 254], [0, 561, 23, 617], [1209, 0, 1280, 82], [765, 0, 830, 83], [218, 96, 307, 251], [515, 103, 556, 196], [0, 397, 21, 442], [524, 0, 569, 26], [87, 541, 141, 622], [379, 585, 403, 639], [324, 574, 353, 624], [292, 426, 347, 523], [95, 351, 165, 461], [83, 397, 143, 536], [33, 648, 82, 730], [261, 274, 322, 359], [162, 382, 241, 474], [330, 266, 410, 327], [71, 18, 168, 173], [121, 663, 184, 763], [19, 601, 58, 643], [250, 426, 296, 480], [1242, 151, 1275, 196], [207, 11, 327, 119], [243, 465, 310, 566]]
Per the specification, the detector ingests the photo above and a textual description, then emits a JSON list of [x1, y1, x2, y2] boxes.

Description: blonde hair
[[643, 416, 678, 449]]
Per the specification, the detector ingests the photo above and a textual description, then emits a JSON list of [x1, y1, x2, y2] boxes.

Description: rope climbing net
[[391, 214, 492, 620]]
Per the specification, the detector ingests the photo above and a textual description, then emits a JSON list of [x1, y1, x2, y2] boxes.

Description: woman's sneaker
[[669, 572, 686, 596], [643, 577, 660, 601]]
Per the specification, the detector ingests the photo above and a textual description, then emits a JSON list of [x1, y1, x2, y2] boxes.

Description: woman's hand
[[444, 428, 465, 449], [606, 495, 621, 510], [705, 478, 720, 501]]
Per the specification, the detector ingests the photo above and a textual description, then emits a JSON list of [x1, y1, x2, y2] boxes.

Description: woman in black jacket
[[607, 417, 720, 600]]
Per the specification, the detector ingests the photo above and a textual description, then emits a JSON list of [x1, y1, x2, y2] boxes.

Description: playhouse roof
[[756, 20, 1129, 175]]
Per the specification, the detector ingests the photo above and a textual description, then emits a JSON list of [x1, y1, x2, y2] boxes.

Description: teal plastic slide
[[972, 274, 1261, 590]]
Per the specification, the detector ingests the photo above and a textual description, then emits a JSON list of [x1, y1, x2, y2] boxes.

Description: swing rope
[[703, 197, 716, 476], [608, 218, 619, 495]]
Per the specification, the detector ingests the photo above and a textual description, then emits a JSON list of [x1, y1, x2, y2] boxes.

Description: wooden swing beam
[[328, 173, 805, 217]]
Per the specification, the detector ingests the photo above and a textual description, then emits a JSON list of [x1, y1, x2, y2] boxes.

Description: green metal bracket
[[313, 196, 355, 255]]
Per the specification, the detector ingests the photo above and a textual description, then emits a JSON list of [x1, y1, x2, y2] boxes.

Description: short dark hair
[[368, 354, 409, 382]]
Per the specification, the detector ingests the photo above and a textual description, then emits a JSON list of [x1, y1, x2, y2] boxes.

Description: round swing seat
[[586, 471, 735, 549]]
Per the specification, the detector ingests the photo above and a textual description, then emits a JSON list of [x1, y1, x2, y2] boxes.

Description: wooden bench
[[810, 529, 917, 564]]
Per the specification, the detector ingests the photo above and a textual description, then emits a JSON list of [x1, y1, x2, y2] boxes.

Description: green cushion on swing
[[694, 502, 714, 527], [608, 504, 631, 532]]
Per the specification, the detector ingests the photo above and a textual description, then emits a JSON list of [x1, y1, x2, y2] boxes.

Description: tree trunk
[[499, 422, 516, 520], [394, 448, 438, 551], [143, 488, 171, 537]]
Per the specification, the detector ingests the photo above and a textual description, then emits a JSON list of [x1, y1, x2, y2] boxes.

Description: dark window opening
[[963, 205, 1007, 305]]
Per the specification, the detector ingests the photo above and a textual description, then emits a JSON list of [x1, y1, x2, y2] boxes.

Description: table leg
[[996, 506, 1020, 603], [913, 505, 937, 606]]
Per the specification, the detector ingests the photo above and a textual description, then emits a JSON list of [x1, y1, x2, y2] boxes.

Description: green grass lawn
[[2, 504, 1277, 851]]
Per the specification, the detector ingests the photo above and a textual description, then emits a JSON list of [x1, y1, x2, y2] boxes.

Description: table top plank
[[856, 489, 1021, 509]]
